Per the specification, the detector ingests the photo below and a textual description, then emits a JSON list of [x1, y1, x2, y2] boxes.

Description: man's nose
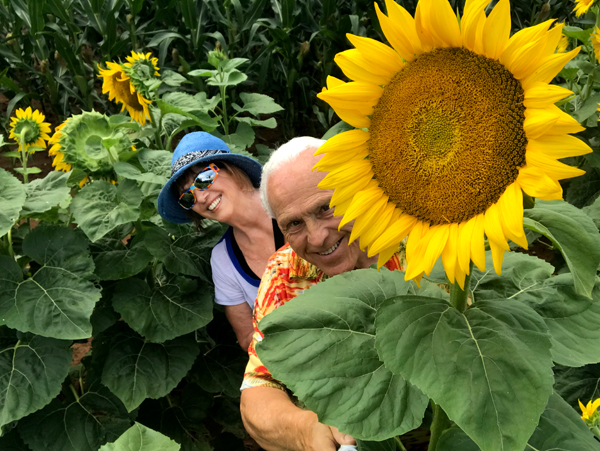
[[306, 219, 327, 247]]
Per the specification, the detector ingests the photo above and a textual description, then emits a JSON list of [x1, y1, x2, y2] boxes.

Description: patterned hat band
[[170, 149, 228, 176]]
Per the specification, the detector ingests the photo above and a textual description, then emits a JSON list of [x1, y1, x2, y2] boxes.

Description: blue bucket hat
[[157, 132, 262, 224]]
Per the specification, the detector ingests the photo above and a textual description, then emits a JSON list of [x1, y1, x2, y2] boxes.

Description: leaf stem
[[449, 263, 473, 313], [428, 401, 451, 451], [69, 383, 80, 402], [7, 227, 14, 257], [394, 436, 407, 451]]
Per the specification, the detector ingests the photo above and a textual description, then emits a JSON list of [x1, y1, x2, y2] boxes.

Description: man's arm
[[240, 386, 355, 451], [224, 303, 254, 350]]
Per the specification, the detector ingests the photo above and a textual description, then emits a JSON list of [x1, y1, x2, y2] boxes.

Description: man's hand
[[307, 421, 356, 451]]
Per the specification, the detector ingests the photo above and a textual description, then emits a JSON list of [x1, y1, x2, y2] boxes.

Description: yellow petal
[[414, 0, 435, 52], [521, 47, 580, 90], [349, 196, 389, 244], [498, 183, 528, 249], [489, 238, 506, 275], [455, 263, 467, 290], [471, 214, 487, 272], [317, 81, 383, 110], [325, 75, 345, 90], [500, 20, 554, 77], [346, 34, 404, 74], [524, 106, 584, 139], [334, 196, 354, 217], [415, 224, 450, 276], [339, 185, 386, 227], [375, 0, 422, 61], [359, 202, 396, 250], [335, 50, 395, 85], [441, 223, 459, 283], [457, 218, 475, 274], [314, 147, 369, 172], [484, 202, 509, 250], [377, 243, 401, 270], [406, 220, 430, 269], [332, 107, 372, 129], [331, 178, 377, 207], [461, 0, 489, 51], [369, 213, 418, 257], [516, 167, 563, 200], [527, 135, 592, 159], [482, 0, 511, 60], [319, 159, 373, 189], [526, 151, 586, 180], [428, 0, 461, 48], [524, 83, 573, 109], [314, 129, 369, 156]]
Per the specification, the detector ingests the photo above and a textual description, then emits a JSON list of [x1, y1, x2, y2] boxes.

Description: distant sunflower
[[316, 0, 590, 287], [592, 27, 600, 62], [557, 34, 568, 53], [98, 51, 159, 125], [574, 0, 595, 17], [9, 107, 51, 151]]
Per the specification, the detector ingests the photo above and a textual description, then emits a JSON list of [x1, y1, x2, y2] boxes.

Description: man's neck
[[355, 251, 378, 270]]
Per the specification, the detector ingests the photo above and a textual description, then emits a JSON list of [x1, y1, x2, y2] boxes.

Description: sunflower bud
[[300, 41, 310, 56], [208, 49, 227, 68], [538, 2, 550, 21], [39, 59, 49, 74], [54, 50, 66, 67], [126, 14, 133, 23], [172, 48, 180, 65]]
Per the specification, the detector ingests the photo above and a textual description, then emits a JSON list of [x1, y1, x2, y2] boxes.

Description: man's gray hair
[[260, 136, 326, 217]]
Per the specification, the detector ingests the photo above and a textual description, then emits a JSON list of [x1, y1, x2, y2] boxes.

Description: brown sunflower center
[[369, 47, 527, 225], [111, 73, 143, 111]]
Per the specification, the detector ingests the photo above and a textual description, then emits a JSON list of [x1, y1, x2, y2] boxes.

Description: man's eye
[[320, 205, 333, 215]]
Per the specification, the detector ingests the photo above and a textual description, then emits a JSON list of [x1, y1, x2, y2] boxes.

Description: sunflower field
[[1, 0, 600, 450]]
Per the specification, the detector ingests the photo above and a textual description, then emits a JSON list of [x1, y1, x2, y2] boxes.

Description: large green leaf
[[523, 200, 600, 298], [144, 227, 212, 280], [257, 268, 429, 441], [0, 333, 72, 431], [0, 226, 100, 339], [235, 92, 284, 116], [113, 162, 168, 185], [376, 297, 554, 451], [554, 363, 600, 408], [0, 168, 26, 238], [137, 150, 172, 179], [70, 180, 143, 242], [357, 438, 398, 451], [112, 276, 213, 343], [98, 423, 181, 451], [436, 393, 600, 451], [583, 194, 600, 230], [187, 345, 247, 398], [21, 171, 71, 215], [91, 234, 153, 281], [19, 383, 131, 451], [95, 325, 200, 412], [515, 274, 600, 367]]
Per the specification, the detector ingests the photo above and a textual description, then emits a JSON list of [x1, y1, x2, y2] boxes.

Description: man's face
[[268, 150, 366, 277]]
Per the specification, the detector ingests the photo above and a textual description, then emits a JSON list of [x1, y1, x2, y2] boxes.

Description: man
[[240, 137, 404, 451]]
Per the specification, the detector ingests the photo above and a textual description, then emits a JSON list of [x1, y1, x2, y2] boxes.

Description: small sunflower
[[316, 0, 590, 287], [98, 51, 160, 125], [9, 107, 51, 151], [574, 0, 595, 17]]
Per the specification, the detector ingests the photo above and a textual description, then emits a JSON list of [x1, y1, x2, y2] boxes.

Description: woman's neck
[[227, 190, 273, 240]]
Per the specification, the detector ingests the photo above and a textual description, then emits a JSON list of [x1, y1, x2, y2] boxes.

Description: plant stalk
[[591, 426, 600, 439], [7, 228, 14, 258], [18, 132, 29, 184], [449, 263, 473, 313], [69, 383, 80, 402], [428, 401, 451, 451], [394, 436, 407, 451]]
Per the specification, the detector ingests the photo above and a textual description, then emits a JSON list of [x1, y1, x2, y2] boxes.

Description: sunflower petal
[[319, 159, 373, 189], [441, 223, 459, 283], [346, 34, 404, 73], [516, 167, 563, 200], [482, 0, 511, 60], [461, 0, 490, 51], [489, 238, 506, 275], [521, 47, 580, 90], [314, 129, 369, 156], [524, 83, 573, 108], [527, 134, 592, 159], [369, 213, 418, 257], [471, 214, 486, 271], [339, 185, 385, 227], [484, 202, 509, 250], [335, 49, 395, 85], [349, 196, 389, 244], [377, 243, 401, 270], [359, 202, 396, 250], [526, 150, 587, 180]]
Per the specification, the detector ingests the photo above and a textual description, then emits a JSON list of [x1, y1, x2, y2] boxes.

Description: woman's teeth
[[319, 239, 341, 256], [208, 196, 221, 211]]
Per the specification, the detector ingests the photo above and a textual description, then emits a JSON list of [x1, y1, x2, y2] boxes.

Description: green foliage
[[0, 169, 26, 237], [98, 422, 181, 451]]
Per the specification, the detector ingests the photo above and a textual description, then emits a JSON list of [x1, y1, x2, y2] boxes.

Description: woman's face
[[183, 164, 241, 223]]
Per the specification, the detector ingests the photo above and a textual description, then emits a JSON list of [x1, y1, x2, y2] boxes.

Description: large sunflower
[[316, 0, 590, 287], [98, 51, 159, 125], [9, 107, 51, 151]]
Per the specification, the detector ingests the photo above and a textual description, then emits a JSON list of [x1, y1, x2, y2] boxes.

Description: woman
[[158, 132, 284, 350]]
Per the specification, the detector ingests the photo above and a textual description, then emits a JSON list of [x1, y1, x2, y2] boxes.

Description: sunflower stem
[[18, 133, 29, 184], [449, 264, 472, 313], [6, 227, 14, 258], [428, 400, 451, 451], [69, 383, 80, 403], [591, 426, 600, 439], [394, 436, 407, 451]]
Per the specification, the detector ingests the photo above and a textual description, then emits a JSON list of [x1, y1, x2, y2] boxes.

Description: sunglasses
[[178, 163, 220, 210]]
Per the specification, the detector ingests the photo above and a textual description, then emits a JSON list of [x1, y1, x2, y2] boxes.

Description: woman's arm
[[224, 303, 254, 350]]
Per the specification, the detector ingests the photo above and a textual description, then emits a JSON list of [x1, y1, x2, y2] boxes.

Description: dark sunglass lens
[[194, 169, 216, 190], [179, 192, 196, 208]]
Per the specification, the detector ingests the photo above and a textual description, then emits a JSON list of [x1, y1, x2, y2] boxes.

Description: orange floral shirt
[[241, 244, 404, 391]]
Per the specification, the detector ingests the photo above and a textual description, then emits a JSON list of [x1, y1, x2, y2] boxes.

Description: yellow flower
[[592, 27, 600, 62], [98, 51, 159, 125], [8, 107, 51, 151], [316, 0, 590, 287], [556, 34, 568, 53], [579, 398, 600, 420], [574, 0, 595, 17]]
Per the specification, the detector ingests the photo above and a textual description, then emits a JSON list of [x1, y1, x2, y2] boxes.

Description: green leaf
[[161, 70, 188, 87], [85, 135, 109, 160], [19, 383, 131, 451], [91, 235, 153, 281], [70, 180, 143, 242], [187, 345, 246, 398], [583, 195, 600, 230], [376, 297, 554, 451], [554, 363, 600, 408], [257, 268, 429, 440], [562, 26, 593, 43], [436, 393, 600, 451], [0, 169, 26, 238], [523, 200, 600, 298], [0, 333, 72, 431], [206, 70, 247, 87], [234, 116, 277, 129], [515, 274, 600, 367], [155, 100, 218, 132], [137, 150, 172, 179], [112, 276, 213, 343], [21, 171, 71, 215], [95, 325, 200, 412], [144, 227, 212, 280], [0, 226, 100, 339], [98, 423, 181, 451], [237, 93, 284, 116], [572, 92, 600, 124], [356, 438, 398, 451], [321, 120, 353, 140], [114, 162, 168, 185], [0, 428, 29, 450]]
